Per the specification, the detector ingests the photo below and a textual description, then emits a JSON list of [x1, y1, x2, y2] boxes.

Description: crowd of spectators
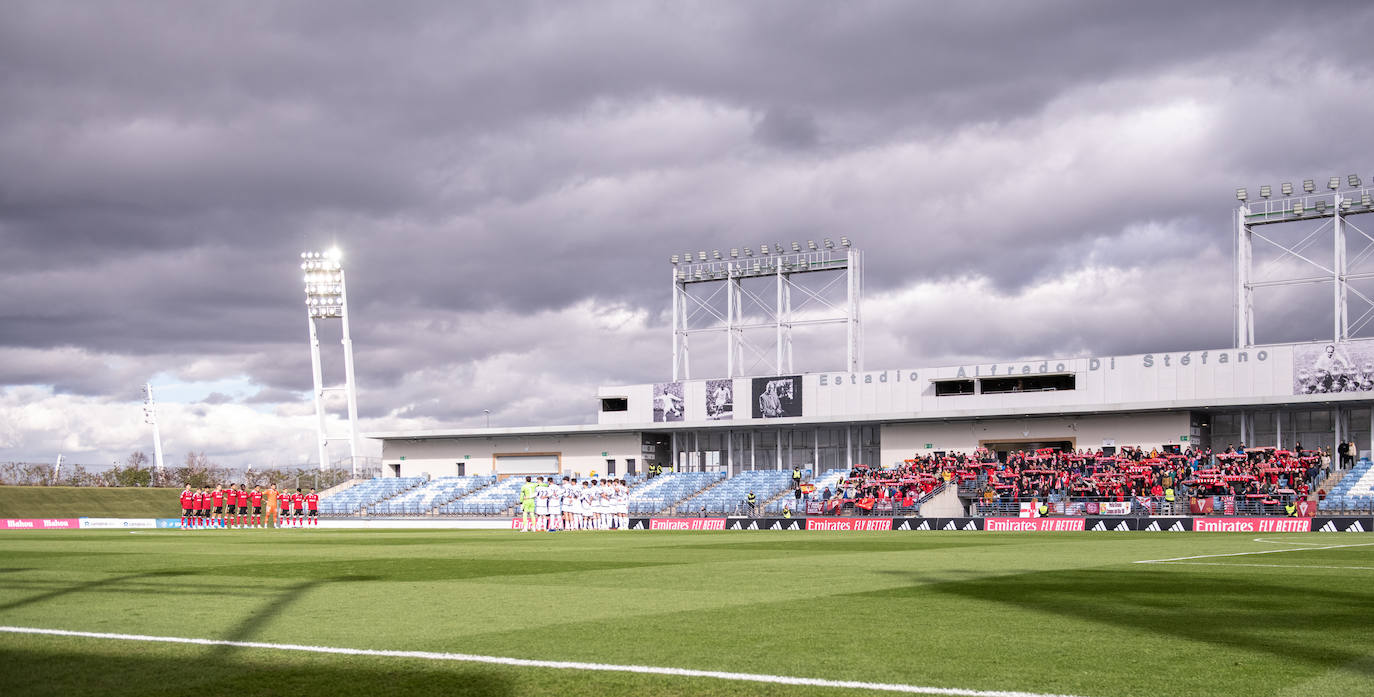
[[806, 444, 1335, 516]]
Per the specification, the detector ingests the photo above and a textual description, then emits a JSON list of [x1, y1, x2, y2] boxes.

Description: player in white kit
[[579, 481, 594, 530], [562, 478, 578, 531], [614, 479, 629, 530], [546, 478, 563, 531]]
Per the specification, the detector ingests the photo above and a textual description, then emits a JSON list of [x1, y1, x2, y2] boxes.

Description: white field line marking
[[1251, 537, 1329, 546], [1134, 541, 1374, 564], [0, 625, 1093, 697], [1145, 562, 1374, 571]]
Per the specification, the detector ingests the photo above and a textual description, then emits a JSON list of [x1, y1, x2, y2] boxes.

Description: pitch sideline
[[1134, 541, 1374, 564], [0, 625, 1092, 697]]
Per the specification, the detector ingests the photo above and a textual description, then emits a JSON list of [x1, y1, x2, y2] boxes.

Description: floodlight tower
[[670, 238, 862, 379], [1234, 173, 1374, 347], [141, 382, 166, 474], [300, 248, 363, 474]]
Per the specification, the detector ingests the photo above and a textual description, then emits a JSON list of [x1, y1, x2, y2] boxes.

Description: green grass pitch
[[1, 529, 1371, 697]]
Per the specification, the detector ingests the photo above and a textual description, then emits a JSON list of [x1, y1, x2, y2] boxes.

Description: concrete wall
[[385, 432, 642, 479], [880, 412, 1191, 465]]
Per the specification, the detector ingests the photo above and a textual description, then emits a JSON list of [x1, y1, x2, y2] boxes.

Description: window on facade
[[980, 374, 1075, 394], [600, 397, 628, 412], [933, 379, 975, 396]]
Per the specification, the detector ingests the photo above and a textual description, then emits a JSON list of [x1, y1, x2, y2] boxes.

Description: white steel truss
[[1235, 178, 1374, 348], [671, 244, 862, 379]]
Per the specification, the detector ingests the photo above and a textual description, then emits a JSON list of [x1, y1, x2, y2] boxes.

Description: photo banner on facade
[[1293, 341, 1374, 394], [752, 375, 802, 418], [652, 381, 684, 422], [705, 379, 733, 420]]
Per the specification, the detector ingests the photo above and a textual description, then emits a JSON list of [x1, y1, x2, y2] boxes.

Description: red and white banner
[[649, 518, 727, 530], [1, 518, 79, 530], [805, 518, 893, 531], [1099, 501, 1132, 516], [1194, 517, 1311, 533], [985, 517, 1086, 531]]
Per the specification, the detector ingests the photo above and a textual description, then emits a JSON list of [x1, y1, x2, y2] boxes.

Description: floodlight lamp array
[[1236, 172, 1374, 220], [301, 250, 345, 318]]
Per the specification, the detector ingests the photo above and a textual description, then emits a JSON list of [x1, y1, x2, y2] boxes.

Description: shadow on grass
[[192, 558, 676, 582], [0, 571, 189, 612], [0, 643, 514, 697], [210, 575, 380, 659], [862, 567, 1374, 676]]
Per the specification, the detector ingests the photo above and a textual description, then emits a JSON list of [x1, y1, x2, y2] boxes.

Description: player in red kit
[[199, 486, 211, 529], [291, 488, 305, 527], [305, 488, 319, 527], [179, 485, 194, 530], [211, 485, 226, 529], [191, 488, 205, 529], [236, 485, 250, 528], [249, 485, 264, 528]]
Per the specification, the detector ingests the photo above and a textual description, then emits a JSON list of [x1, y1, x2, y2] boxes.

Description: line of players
[[177, 483, 319, 529], [519, 476, 630, 531]]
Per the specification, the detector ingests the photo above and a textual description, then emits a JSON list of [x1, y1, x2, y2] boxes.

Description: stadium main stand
[[318, 446, 1361, 517], [318, 477, 426, 515], [367, 476, 495, 516], [439, 477, 527, 515], [627, 471, 722, 514], [678, 469, 792, 515], [763, 468, 845, 514], [1319, 458, 1374, 512]]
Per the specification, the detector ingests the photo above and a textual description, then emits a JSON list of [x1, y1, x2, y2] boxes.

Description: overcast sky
[[4, 0, 1374, 467]]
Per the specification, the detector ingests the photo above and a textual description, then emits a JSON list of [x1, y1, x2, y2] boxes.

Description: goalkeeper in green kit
[[519, 476, 538, 532]]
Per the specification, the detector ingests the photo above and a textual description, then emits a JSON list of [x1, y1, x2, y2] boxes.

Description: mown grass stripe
[[0, 625, 1094, 697]]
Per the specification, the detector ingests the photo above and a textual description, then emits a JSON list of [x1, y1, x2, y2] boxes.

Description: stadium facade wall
[[879, 411, 1190, 463], [372, 337, 1374, 474], [387, 431, 641, 480]]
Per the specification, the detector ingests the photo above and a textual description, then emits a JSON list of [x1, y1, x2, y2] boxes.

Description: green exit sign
[[399, 456, 405, 461], [464, 455, 470, 459], [601, 451, 608, 457], [925, 443, 933, 449], [1180, 435, 1189, 442]]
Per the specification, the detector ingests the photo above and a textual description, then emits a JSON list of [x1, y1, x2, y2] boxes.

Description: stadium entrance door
[[981, 440, 1074, 462]]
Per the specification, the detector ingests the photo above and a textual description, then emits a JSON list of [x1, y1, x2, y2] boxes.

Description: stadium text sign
[[1193, 517, 1311, 533], [805, 518, 893, 531], [649, 518, 726, 530], [985, 518, 1086, 531], [1, 518, 79, 530]]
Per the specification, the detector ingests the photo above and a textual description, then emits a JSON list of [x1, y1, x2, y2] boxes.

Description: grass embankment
[[0, 485, 178, 519]]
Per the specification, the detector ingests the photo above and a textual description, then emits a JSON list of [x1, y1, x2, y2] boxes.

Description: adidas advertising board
[[723, 518, 802, 530], [890, 518, 983, 531]]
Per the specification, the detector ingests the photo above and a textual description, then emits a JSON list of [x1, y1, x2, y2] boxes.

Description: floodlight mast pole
[[1235, 204, 1254, 349], [307, 315, 330, 472], [1335, 192, 1348, 343], [143, 382, 166, 474], [339, 268, 363, 473]]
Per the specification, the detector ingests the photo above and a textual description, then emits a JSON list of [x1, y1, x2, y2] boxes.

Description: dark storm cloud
[[3, 0, 1374, 464]]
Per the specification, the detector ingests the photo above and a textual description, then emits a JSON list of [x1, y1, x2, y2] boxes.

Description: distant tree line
[[0, 451, 350, 490]]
